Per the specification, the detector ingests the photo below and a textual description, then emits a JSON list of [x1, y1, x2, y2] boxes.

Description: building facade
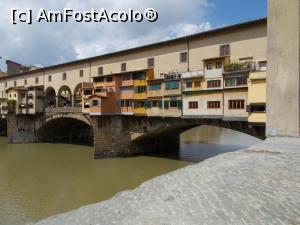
[[0, 18, 267, 125]]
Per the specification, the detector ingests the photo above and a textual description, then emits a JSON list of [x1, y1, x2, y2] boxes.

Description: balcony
[[147, 90, 163, 98], [224, 76, 248, 89], [94, 89, 108, 98], [133, 107, 147, 115], [134, 92, 147, 100], [182, 70, 204, 79], [224, 62, 256, 74], [121, 80, 134, 87], [163, 72, 182, 81], [120, 91, 134, 100], [204, 68, 223, 79], [133, 80, 147, 86]]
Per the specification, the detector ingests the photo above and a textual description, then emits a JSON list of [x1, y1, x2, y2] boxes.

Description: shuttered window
[[121, 63, 127, 72], [207, 80, 221, 88], [188, 101, 198, 109], [207, 101, 221, 109], [228, 100, 245, 109], [165, 81, 180, 90], [148, 58, 154, 68], [180, 52, 188, 63], [98, 67, 103, 76], [220, 44, 230, 56]]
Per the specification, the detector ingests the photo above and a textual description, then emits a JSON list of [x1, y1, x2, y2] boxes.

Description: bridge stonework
[[92, 116, 265, 158], [6, 112, 265, 159]]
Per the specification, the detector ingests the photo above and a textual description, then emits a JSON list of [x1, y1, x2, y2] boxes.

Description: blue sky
[[0, 0, 267, 71], [207, 0, 267, 26]]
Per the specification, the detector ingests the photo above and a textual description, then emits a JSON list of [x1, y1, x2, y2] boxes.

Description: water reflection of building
[[181, 125, 261, 147]]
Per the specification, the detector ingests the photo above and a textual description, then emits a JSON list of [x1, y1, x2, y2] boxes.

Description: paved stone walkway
[[32, 138, 300, 225]]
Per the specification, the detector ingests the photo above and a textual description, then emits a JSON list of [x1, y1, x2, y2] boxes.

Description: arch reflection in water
[[179, 125, 262, 162]]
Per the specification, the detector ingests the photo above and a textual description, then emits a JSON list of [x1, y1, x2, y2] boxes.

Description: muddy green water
[[0, 126, 261, 225]]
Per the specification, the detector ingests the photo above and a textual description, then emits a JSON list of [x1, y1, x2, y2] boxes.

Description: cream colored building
[[0, 18, 267, 123]]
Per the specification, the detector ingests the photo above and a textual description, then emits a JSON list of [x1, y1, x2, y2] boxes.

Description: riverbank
[[31, 137, 300, 225]]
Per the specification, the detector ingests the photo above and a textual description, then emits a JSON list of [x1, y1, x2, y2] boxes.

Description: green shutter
[[144, 101, 151, 109], [164, 101, 169, 109], [158, 100, 163, 109], [177, 100, 182, 109]]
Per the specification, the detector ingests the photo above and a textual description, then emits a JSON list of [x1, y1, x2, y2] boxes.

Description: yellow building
[[247, 70, 267, 124]]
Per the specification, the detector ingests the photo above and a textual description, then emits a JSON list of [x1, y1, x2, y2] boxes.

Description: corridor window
[[48, 75, 52, 82], [14, 81, 17, 87], [79, 70, 84, 77], [220, 44, 230, 56], [62, 73, 67, 80], [121, 63, 127, 72], [148, 58, 155, 68], [98, 66, 103, 76], [229, 100, 245, 109], [207, 80, 221, 88], [207, 101, 221, 109], [24, 79, 27, 85], [35, 77, 39, 84], [188, 101, 198, 109], [180, 52, 188, 63]]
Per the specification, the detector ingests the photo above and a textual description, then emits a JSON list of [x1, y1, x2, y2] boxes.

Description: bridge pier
[[6, 113, 44, 143], [267, 0, 300, 137], [93, 116, 181, 158], [0, 118, 7, 136]]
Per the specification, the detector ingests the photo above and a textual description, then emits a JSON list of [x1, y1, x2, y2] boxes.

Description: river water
[[0, 126, 261, 225]]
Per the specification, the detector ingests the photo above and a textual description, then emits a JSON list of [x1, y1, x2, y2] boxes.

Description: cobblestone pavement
[[32, 138, 300, 225]]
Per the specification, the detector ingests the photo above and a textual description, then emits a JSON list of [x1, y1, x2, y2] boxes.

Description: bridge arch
[[127, 117, 265, 156], [57, 85, 72, 107], [37, 114, 93, 145], [73, 83, 82, 108], [45, 86, 56, 108]]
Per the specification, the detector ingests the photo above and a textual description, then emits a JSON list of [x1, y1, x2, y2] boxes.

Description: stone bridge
[[5, 108, 265, 158]]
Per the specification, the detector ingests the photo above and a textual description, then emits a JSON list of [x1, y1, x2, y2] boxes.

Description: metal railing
[[45, 107, 82, 114], [223, 62, 256, 74]]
